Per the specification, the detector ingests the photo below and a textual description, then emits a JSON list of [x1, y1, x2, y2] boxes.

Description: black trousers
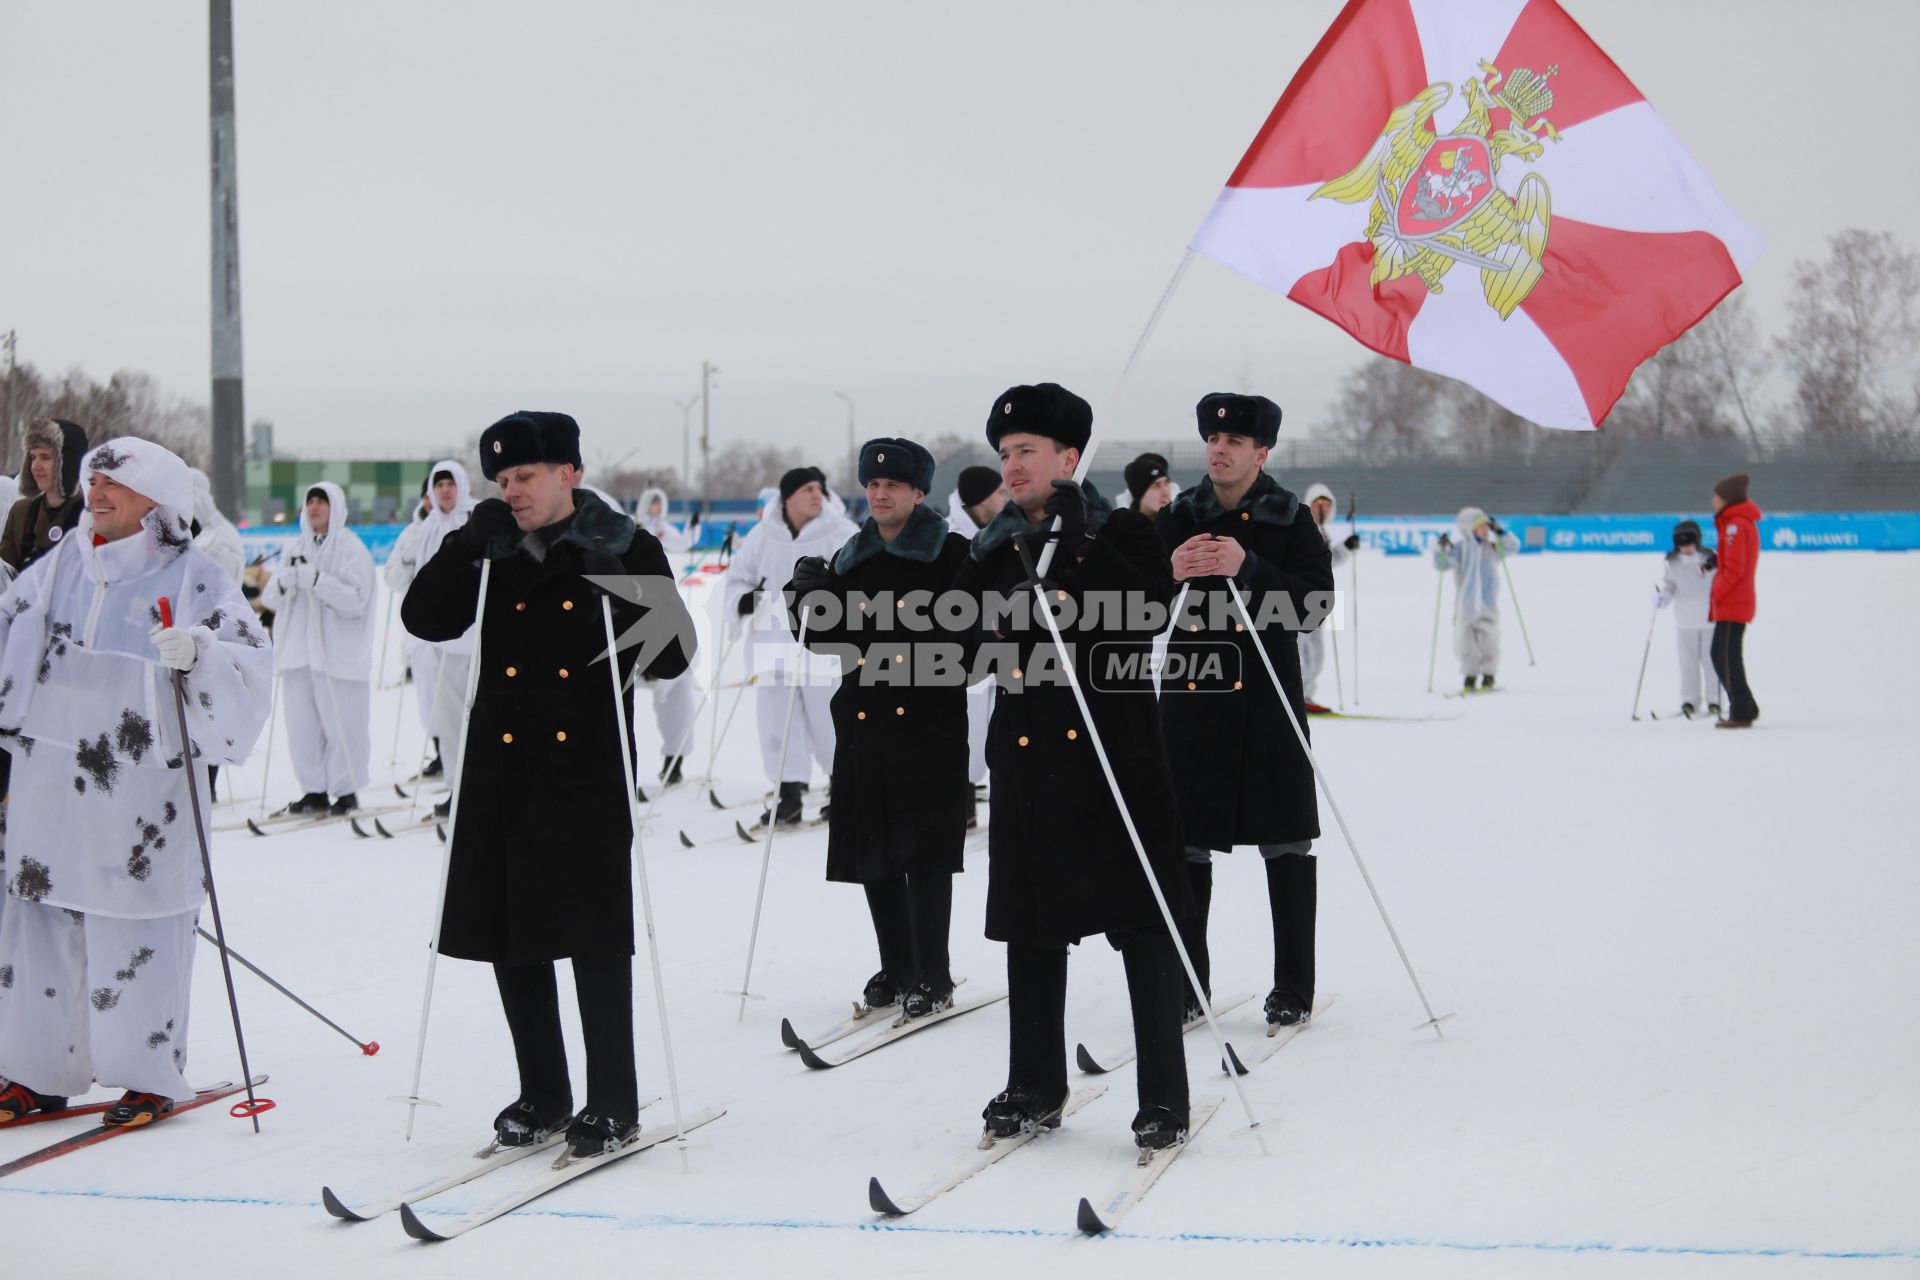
[[493, 957, 638, 1122], [1711, 620, 1759, 721], [1004, 930, 1189, 1124], [864, 873, 954, 987], [1176, 853, 1317, 1008]]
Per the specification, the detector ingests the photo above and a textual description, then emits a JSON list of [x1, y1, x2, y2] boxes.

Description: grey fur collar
[[834, 501, 949, 574], [1169, 472, 1299, 528], [970, 479, 1113, 561], [488, 488, 636, 560]]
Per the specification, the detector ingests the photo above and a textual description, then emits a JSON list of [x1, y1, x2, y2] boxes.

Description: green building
[[243, 457, 447, 526]]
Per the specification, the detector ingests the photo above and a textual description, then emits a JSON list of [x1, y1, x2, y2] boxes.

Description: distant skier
[[1434, 506, 1520, 691], [1708, 473, 1762, 729], [786, 437, 973, 1020], [1298, 482, 1359, 713], [634, 486, 698, 786], [384, 461, 477, 813], [1655, 519, 1719, 718]]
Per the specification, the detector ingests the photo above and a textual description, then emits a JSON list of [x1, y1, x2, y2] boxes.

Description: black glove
[[688, 509, 701, 529], [736, 587, 761, 618], [453, 498, 517, 557], [1701, 550, 1717, 571], [1343, 533, 1361, 550], [1438, 533, 1453, 548], [790, 555, 832, 596], [1488, 520, 1506, 536], [1042, 479, 1089, 551]]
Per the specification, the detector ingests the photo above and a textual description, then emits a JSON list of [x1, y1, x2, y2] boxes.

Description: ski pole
[[732, 606, 809, 1021], [1426, 543, 1447, 694], [1347, 492, 1360, 706], [1225, 580, 1451, 1039], [592, 553, 690, 1159], [401, 558, 490, 1140], [193, 926, 379, 1055], [157, 598, 274, 1128], [255, 669, 279, 820], [1629, 604, 1659, 721], [1494, 536, 1536, 666], [1329, 612, 1346, 711], [373, 588, 395, 691]]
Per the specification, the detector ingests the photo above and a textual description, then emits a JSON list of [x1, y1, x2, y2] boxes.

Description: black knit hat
[[956, 465, 1001, 508], [1124, 452, 1170, 507], [479, 411, 584, 481], [857, 437, 934, 493], [779, 466, 826, 502], [985, 383, 1092, 453], [1195, 392, 1281, 448]]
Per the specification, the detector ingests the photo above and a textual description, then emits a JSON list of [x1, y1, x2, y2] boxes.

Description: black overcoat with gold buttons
[[785, 503, 974, 885], [401, 491, 693, 963], [1153, 472, 1332, 851], [949, 503, 1193, 947]]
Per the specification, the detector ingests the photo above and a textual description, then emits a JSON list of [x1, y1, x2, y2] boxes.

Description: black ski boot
[[760, 781, 805, 829], [1132, 1105, 1190, 1152], [103, 1091, 174, 1127], [1480, 673, 1495, 689], [563, 1110, 639, 1161], [1263, 988, 1311, 1029], [901, 976, 956, 1020], [1708, 701, 1722, 717], [422, 751, 444, 779], [284, 791, 329, 815], [1681, 702, 1697, 719], [861, 970, 905, 1013], [1463, 676, 1476, 692], [329, 793, 359, 817], [658, 756, 685, 786], [434, 797, 452, 819], [493, 1097, 573, 1148], [981, 1086, 1068, 1141], [0, 1081, 68, 1122]]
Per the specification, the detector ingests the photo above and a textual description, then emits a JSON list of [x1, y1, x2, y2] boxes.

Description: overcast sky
[[3, 1, 1914, 478]]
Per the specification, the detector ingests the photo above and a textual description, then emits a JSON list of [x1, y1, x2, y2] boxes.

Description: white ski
[[780, 977, 971, 1052], [321, 1096, 662, 1222], [1074, 992, 1253, 1075], [398, 1107, 725, 1241], [795, 989, 1006, 1069], [1075, 1095, 1222, 1234], [1223, 994, 1337, 1075], [868, 1085, 1107, 1217]]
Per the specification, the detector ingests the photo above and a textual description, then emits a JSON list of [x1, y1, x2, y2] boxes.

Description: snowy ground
[[5, 548, 1916, 1279]]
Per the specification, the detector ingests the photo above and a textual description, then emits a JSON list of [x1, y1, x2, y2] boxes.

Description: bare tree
[[1778, 228, 1920, 442], [4, 364, 211, 469], [1317, 359, 1455, 448], [1607, 295, 1754, 440]]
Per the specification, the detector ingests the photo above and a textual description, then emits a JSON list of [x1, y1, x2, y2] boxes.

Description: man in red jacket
[[1708, 472, 1761, 728]]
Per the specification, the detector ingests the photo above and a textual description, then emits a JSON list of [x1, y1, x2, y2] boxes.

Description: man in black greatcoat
[[785, 437, 975, 1020], [401, 411, 694, 1160], [1156, 393, 1334, 1030], [951, 382, 1195, 1152]]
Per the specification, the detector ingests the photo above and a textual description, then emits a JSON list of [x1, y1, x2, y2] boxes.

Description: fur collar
[[970, 479, 1113, 561], [834, 501, 949, 574], [488, 488, 636, 560], [1169, 471, 1298, 528]]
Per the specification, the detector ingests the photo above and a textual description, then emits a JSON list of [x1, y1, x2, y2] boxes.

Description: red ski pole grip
[[157, 597, 174, 628]]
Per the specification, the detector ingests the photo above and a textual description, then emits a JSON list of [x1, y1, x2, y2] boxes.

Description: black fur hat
[[479, 411, 583, 481], [1195, 392, 1281, 448], [985, 383, 1092, 453], [858, 437, 934, 493]]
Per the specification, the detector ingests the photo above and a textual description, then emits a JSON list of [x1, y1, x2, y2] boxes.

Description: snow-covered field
[[6, 548, 1916, 1279]]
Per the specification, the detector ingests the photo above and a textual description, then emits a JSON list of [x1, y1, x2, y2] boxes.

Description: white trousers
[[0, 901, 198, 1100], [1454, 613, 1501, 679], [757, 680, 835, 786], [1298, 628, 1328, 701], [282, 669, 371, 797], [649, 671, 697, 759], [965, 682, 993, 785], [1675, 625, 1715, 707], [412, 647, 470, 785]]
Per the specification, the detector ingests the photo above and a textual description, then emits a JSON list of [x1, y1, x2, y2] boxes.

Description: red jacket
[[1710, 499, 1762, 624]]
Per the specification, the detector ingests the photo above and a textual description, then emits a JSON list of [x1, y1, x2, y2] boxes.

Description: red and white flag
[[1190, 0, 1762, 430]]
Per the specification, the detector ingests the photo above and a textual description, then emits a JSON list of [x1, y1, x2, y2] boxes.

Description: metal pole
[[1494, 538, 1537, 667], [1629, 607, 1659, 721], [734, 609, 809, 1022], [1427, 543, 1447, 694], [1347, 492, 1360, 706], [208, 0, 246, 520], [699, 361, 717, 524], [675, 396, 698, 493]]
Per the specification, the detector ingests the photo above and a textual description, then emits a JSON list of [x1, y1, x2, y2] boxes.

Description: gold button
[[1057, 591, 1067, 601], [1017, 735, 1029, 747], [1241, 512, 1251, 521], [895, 706, 905, 716], [895, 599, 904, 609], [858, 601, 867, 611], [1188, 624, 1199, 632], [556, 731, 567, 742], [1234, 681, 1243, 690], [559, 668, 569, 678], [562, 600, 574, 611], [505, 666, 517, 677], [501, 733, 513, 744], [1187, 681, 1197, 691], [857, 711, 867, 721], [1234, 623, 1244, 632], [856, 657, 866, 666], [1013, 668, 1023, 679], [515, 602, 526, 612], [894, 654, 905, 663], [1067, 729, 1078, 741]]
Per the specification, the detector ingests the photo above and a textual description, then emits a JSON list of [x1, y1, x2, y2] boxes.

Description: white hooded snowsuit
[[0, 440, 273, 1101], [261, 481, 376, 798], [723, 503, 856, 786], [633, 487, 698, 762], [188, 469, 246, 585], [1659, 546, 1718, 707], [1296, 482, 1349, 703], [1434, 506, 1519, 681], [384, 462, 477, 785]]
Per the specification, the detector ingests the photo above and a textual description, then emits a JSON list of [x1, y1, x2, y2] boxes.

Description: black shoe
[[1708, 702, 1722, 717], [1132, 1106, 1190, 1152], [563, 1110, 639, 1160], [433, 797, 451, 819], [493, 1097, 573, 1148], [1463, 676, 1477, 691], [421, 754, 444, 779], [329, 793, 359, 816], [766, 781, 805, 828], [660, 756, 684, 786], [1264, 988, 1311, 1029], [0, 1081, 68, 1122], [1480, 674, 1495, 689], [861, 970, 904, 1012], [964, 795, 978, 831], [901, 978, 955, 1020], [1681, 702, 1697, 719], [981, 1086, 1068, 1140], [285, 791, 329, 815], [1180, 991, 1206, 1025], [103, 1091, 174, 1127]]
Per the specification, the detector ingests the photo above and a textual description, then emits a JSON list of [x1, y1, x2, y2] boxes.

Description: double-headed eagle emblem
[[1312, 61, 1560, 319]]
